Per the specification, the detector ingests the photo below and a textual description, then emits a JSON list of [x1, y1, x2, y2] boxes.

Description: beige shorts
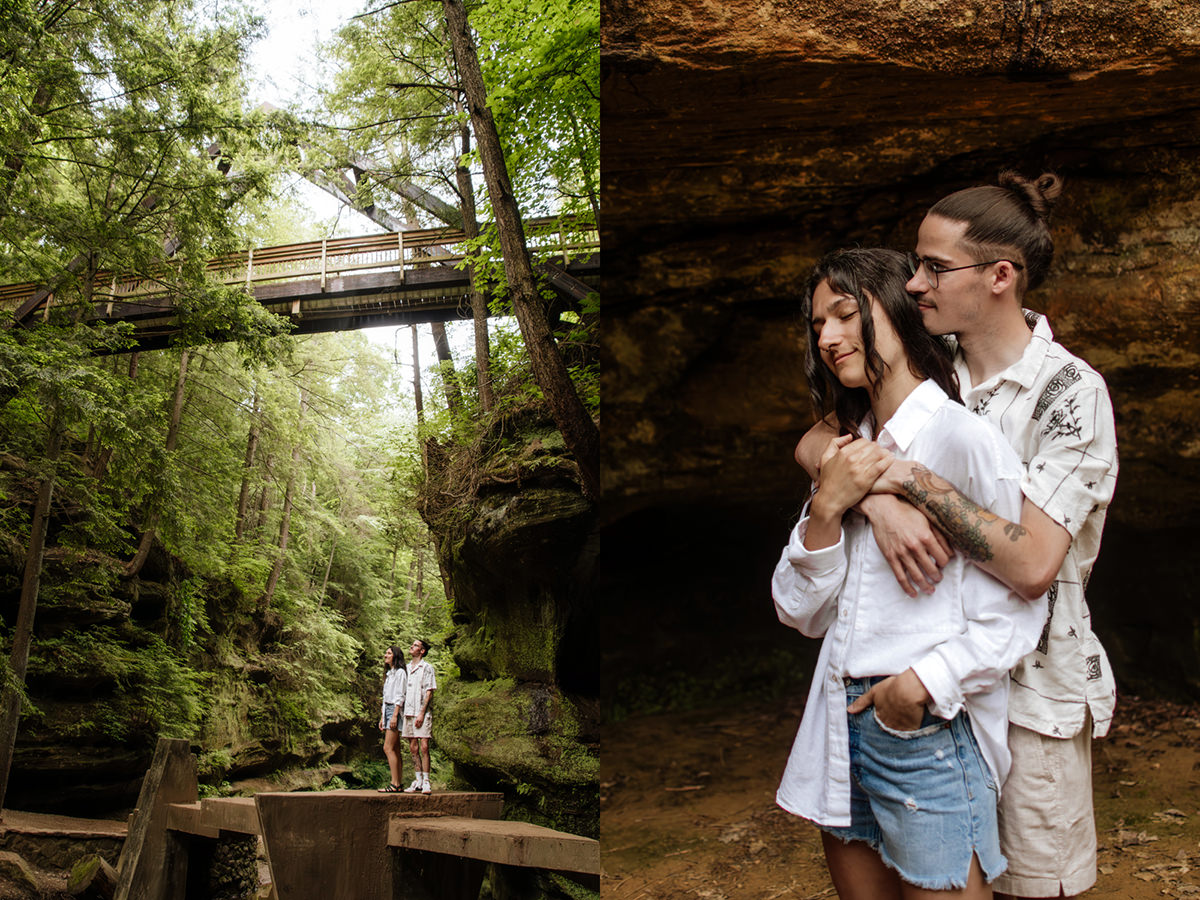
[[994, 719, 1096, 897], [402, 714, 432, 739]]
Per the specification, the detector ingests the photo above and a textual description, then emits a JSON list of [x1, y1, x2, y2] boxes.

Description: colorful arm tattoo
[[899, 463, 1028, 563]]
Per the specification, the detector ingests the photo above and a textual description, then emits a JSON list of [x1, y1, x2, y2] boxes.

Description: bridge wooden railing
[[0, 215, 599, 320]]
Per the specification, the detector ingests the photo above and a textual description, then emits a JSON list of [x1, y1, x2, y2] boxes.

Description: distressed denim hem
[[876, 845, 1007, 891], [814, 825, 882, 856]]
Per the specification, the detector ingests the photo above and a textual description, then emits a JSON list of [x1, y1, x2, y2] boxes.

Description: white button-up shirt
[[773, 380, 1047, 827], [381, 666, 407, 721], [954, 311, 1119, 739], [405, 659, 437, 715]]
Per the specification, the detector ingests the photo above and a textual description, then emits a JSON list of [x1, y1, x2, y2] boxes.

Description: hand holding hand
[[868, 457, 915, 496], [812, 435, 894, 519]]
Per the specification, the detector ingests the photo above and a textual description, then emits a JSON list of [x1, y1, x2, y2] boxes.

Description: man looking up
[[796, 172, 1118, 899], [402, 638, 437, 795]]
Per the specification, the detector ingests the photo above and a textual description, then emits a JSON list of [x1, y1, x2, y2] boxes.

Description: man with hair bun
[[797, 171, 1118, 899]]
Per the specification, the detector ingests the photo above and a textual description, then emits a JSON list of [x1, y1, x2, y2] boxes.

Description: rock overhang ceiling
[[601, 0, 1200, 527]]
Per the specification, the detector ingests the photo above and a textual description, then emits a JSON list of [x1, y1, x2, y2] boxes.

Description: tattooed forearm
[[1003, 521, 1028, 542], [900, 464, 998, 562]]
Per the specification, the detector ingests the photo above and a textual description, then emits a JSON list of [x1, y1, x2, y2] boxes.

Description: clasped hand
[[812, 434, 893, 518], [812, 440, 953, 596]]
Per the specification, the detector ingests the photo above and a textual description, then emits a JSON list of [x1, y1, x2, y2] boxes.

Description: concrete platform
[[387, 815, 599, 874], [254, 790, 503, 900]]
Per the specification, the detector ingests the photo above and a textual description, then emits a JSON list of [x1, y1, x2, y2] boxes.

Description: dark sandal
[[378, 783, 401, 793]]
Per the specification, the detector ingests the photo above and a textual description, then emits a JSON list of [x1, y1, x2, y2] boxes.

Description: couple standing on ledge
[[378, 638, 438, 795], [772, 172, 1118, 900]]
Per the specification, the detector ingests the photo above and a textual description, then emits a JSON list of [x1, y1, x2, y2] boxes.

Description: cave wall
[[601, 1, 1200, 704]]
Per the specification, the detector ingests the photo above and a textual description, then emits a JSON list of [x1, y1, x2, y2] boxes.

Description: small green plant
[[348, 756, 390, 789]]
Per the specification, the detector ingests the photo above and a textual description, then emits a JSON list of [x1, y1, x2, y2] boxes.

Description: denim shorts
[[382, 703, 400, 730], [821, 676, 1006, 890]]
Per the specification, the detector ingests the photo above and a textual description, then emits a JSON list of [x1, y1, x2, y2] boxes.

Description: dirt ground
[[601, 694, 1200, 899]]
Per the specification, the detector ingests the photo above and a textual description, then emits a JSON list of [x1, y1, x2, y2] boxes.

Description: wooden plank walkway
[[0, 809, 128, 839], [388, 814, 599, 874], [3, 741, 599, 900]]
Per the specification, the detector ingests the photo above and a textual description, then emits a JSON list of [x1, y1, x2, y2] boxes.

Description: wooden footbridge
[[104, 739, 598, 899], [0, 217, 599, 351]]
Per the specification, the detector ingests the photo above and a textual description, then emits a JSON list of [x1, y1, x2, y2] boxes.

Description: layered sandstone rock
[[602, 1, 1200, 700]]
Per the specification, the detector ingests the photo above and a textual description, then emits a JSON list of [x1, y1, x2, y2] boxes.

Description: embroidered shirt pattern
[[953, 312, 1119, 740]]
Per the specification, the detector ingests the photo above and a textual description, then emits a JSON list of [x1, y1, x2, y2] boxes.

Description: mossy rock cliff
[[420, 409, 599, 837]]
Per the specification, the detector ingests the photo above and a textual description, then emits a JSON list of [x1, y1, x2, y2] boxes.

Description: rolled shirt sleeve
[[771, 518, 848, 638], [908, 421, 1048, 719]]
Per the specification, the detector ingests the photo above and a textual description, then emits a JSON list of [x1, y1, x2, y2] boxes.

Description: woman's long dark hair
[[383, 645, 406, 675], [802, 248, 960, 435]]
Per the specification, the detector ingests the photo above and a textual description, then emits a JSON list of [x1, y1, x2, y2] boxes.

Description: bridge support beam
[[254, 790, 503, 900], [114, 738, 198, 900]]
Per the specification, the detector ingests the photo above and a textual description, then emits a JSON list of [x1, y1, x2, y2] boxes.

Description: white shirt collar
[[869, 379, 949, 454], [957, 309, 1054, 393]]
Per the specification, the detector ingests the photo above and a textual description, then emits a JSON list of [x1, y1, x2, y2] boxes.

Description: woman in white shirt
[[772, 249, 1046, 898], [377, 645, 407, 793]]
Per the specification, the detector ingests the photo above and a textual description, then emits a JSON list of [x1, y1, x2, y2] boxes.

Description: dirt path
[[601, 695, 1200, 899]]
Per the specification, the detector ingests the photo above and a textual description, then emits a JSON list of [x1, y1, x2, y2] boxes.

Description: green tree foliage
[[470, 0, 598, 220]]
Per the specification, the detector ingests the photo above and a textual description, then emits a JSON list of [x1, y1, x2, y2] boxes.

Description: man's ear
[[990, 260, 1019, 296]]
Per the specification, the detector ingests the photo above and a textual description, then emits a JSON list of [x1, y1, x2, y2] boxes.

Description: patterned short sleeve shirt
[[405, 659, 437, 713], [953, 311, 1119, 739]]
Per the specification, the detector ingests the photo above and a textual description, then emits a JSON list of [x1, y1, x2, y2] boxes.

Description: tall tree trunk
[[261, 390, 306, 612], [234, 387, 261, 542], [1, 83, 53, 204], [411, 326, 424, 426], [317, 537, 337, 607], [0, 420, 63, 814], [414, 547, 425, 613], [441, 0, 600, 499], [125, 349, 189, 578], [429, 321, 464, 416], [92, 352, 140, 482], [253, 456, 273, 537], [453, 105, 494, 412], [404, 554, 416, 613]]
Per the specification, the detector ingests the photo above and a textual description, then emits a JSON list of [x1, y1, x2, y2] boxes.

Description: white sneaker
[[403, 779, 421, 793], [421, 782, 432, 795]]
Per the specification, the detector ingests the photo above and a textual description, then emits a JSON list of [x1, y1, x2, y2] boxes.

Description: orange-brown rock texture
[[602, 1, 1200, 705]]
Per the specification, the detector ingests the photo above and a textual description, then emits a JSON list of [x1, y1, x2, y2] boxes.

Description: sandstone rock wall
[[602, 1, 1200, 700]]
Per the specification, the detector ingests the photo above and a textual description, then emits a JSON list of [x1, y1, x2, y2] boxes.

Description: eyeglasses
[[905, 252, 1024, 289]]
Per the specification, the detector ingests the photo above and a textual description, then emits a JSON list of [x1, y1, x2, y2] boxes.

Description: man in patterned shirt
[[796, 172, 1118, 899]]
